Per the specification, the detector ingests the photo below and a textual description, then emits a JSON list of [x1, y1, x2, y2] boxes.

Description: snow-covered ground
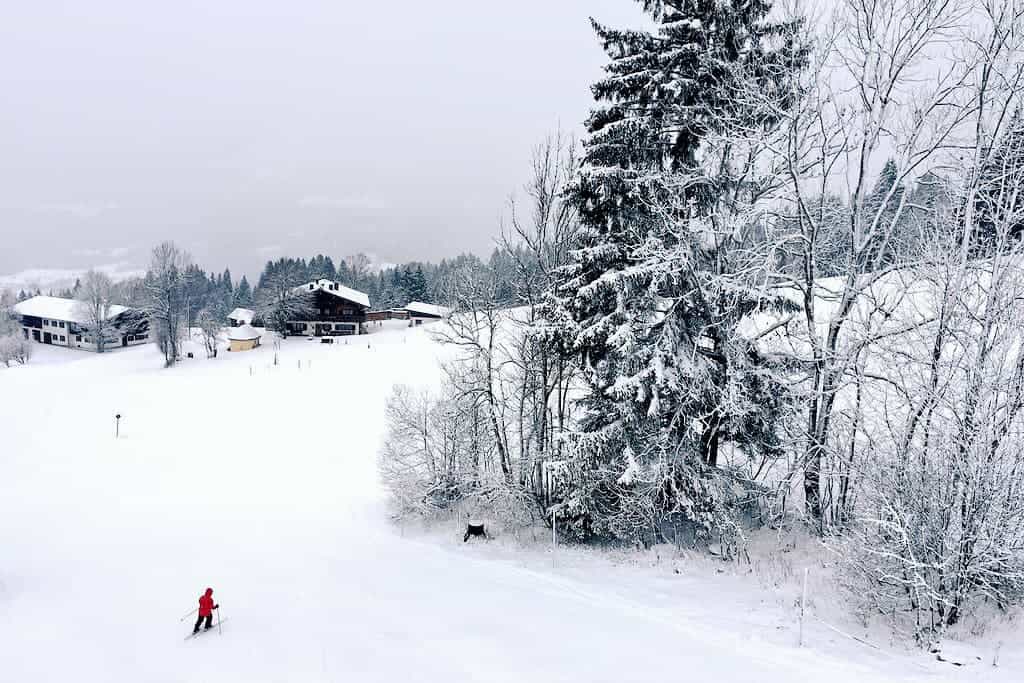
[[0, 322, 1018, 681]]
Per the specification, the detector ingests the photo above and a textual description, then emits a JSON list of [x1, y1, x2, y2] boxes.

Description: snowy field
[[0, 321, 1019, 682]]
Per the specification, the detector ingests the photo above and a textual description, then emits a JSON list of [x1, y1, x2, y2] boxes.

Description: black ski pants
[[193, 614, 213, 632]]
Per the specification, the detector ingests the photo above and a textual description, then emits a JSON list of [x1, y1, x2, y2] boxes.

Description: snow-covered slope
[[0, 323, 1013, 681]]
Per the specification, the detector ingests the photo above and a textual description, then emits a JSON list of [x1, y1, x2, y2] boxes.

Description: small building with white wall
[[13, 295, 149, 351]]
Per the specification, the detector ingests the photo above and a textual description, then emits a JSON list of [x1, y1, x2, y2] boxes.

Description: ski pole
[[216, 607, 222, 635], [179, 607, 198, 622]]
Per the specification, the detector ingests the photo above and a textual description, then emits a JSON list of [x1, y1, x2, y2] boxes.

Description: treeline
[[251, 250, 526, 310]]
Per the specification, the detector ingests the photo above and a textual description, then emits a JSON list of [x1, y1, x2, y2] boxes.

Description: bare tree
[[499, 132, 583, 494], [74, 270, 117, 353], [344, 253, 373, 288], [254, 265, 315, 336], [144, 242, 191, 367], [768, 0, 1024, 525], [196, 308, 222, 358], [435, 260, 514, 482], [841, 200, 1024, 637]]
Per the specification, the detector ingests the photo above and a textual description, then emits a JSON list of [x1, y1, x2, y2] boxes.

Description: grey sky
[[0, 1, 643, 287]]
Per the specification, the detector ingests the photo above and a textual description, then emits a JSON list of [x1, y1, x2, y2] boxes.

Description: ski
[[184, 618, 228, 641]]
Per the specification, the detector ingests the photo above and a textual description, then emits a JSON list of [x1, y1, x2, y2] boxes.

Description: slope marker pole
[[800, 567, 808, 647]]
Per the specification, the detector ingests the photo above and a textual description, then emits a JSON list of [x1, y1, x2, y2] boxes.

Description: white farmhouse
[[12, 295, 150, 351]]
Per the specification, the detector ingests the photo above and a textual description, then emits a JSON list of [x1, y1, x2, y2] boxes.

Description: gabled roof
[[228, 307, 255, 323], [405, 301, 451, 318], [297, 279, 370, 308], [227, 324, 262, 341], [13, 295, 131, 324]]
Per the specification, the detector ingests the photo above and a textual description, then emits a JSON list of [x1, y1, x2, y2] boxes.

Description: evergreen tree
[[335, 260, 352, 286], [235, 275, 254, 308], [860, 159, 909, 270], [972, 107, 1024, 254], [554, 0, 806, 542], [407, 265, 428, 302], [308, 254, 336, 281]]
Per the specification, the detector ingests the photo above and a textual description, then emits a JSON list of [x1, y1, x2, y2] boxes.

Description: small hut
[[227, 324, 262, 352], [228, 307, 255, 327]]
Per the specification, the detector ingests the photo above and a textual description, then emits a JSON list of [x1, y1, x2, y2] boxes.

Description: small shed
[[228, 324, 262, 352], [405, 301, 452, 326], [228, 307, 255, 327]]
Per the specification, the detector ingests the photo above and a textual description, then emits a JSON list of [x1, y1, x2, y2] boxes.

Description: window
[[76, 335, 82, 342], [42, 319, 48, 326], [59, 321, 65, 328], [59, 335, 66, 342]]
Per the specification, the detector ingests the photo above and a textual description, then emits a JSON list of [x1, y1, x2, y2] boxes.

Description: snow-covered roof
[[227, 324, 261, 341], [297, 279, 370, 308], [228, 307, 254, 323], [405, 301, 451, 318], [13, 295, 131, 324]]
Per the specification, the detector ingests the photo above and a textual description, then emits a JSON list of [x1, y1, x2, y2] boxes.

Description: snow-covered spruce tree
[[971, 106, 1024, 256], [234, 275, 254, 309], [553, 1, 807, 545]]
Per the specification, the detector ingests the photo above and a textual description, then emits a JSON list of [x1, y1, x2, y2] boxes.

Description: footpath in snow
[[0, 323, 1016, 681]]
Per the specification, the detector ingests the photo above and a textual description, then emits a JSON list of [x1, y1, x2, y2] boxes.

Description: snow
[[227, 307, 255, 325], [226, 324, 261, 341], [405, 301, 451, 318], [0, 321, 1019, 681], [13, 295, 130, 324], [298, 278, 371, 308]]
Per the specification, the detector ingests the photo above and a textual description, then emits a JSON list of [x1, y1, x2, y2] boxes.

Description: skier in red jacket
[[192, 588, 219, 634]]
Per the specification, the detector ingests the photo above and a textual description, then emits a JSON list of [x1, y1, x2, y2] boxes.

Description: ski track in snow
[[0, 322, 1011, 681]]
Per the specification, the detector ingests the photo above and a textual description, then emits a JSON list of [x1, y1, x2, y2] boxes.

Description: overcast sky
[[0, 0, 643, 287]]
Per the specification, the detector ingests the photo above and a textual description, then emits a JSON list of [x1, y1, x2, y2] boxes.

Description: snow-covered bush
[[0, 334, 32, 367], [834, 217, 1024, 639], [379, 377, 543, 531]]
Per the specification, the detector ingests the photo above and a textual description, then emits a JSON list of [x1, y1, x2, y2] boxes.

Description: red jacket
[[198, 588, 215, 617]]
